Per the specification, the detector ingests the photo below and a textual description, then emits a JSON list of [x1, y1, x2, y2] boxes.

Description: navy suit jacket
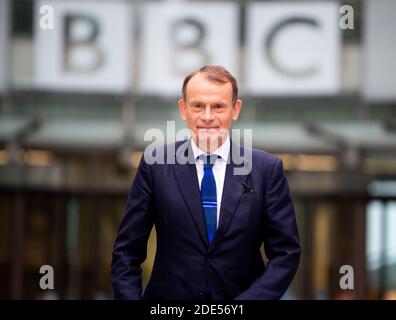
[[111, 140, 301, 300]]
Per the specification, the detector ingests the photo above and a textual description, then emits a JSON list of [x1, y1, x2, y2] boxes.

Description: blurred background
[[0, 0, 395, 300]]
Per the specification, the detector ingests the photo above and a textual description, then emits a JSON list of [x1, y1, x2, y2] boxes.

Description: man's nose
[[201, 106, 214, 121]]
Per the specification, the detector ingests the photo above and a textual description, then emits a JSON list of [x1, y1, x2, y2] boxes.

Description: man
[[111, 65, 301, 300]]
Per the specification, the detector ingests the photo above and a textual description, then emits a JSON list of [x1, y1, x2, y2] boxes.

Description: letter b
[[63, 14, 104, 73]]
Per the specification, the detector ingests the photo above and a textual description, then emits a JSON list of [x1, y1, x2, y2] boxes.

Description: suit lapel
[[209, 142, 250, 252], [174, 140, 208, 247]]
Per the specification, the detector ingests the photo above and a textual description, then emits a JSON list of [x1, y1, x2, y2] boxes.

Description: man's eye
[[193, 104, 202, 109], [214, 104, 224, 109]]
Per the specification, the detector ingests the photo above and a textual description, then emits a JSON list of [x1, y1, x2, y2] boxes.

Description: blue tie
[[199, 155, 218, 245]]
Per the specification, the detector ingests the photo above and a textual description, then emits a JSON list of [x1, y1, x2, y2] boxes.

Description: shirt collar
[[191, 136, 230, 162]]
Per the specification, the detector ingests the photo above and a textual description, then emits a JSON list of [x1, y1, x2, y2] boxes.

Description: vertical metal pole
[[379, 201, 388, 299], [10, 192, 24, 299], [302, 198, 314, 299], [353, 200, 367, 299], [66, 196, 80, 299], [52, 194, 66, 298], [90, 196, 102, 298]]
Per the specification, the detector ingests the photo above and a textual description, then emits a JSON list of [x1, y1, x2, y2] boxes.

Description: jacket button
[[199, 289, 204, 296], [205, 255, 211, 263]]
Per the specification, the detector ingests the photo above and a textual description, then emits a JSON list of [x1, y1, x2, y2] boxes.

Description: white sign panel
[[0, 0, 10, 93], [140, 2, 239, 96], [246, 2, 340, 95], [363, 0, 396, 102], [34, 0, 132, 93]]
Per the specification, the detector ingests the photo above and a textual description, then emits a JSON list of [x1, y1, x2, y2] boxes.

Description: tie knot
[[198, 154, 219, 169]]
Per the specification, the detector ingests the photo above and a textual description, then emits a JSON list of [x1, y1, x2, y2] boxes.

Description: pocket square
[[241, 181, 254, 193]]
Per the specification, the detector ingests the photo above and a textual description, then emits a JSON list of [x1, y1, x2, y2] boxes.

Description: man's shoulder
[[253, 148, 279, 163], [141, 140, 189, 166], [239, 145, 280, 166], [229, 143, 281, 177]]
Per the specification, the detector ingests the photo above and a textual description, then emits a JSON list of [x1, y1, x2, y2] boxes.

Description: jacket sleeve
[[234, 158, 301, 300], [111, 156, 155, 299]]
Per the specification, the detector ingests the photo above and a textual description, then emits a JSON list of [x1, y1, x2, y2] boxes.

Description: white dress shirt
[[191, 137, 230, 228]]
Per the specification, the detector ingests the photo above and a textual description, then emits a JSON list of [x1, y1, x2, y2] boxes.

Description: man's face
[[178, 73, 242, 152]]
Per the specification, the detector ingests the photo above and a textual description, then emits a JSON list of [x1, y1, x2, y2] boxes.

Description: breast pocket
[[231, 192, 261, 231], [239, 191, 258, 204]]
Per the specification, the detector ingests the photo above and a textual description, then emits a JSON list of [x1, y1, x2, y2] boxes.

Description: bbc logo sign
[[34, 1, 344, 96]]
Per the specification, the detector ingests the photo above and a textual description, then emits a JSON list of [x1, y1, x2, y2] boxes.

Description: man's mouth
[[197, 127, 219, 130]]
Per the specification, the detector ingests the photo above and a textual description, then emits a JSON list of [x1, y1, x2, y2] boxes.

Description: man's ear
[[232, 99, 243, 122], [178, 99, 187, 121]]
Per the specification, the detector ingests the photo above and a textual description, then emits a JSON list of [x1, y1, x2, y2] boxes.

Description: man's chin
[[196, 135, 224, 152]]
